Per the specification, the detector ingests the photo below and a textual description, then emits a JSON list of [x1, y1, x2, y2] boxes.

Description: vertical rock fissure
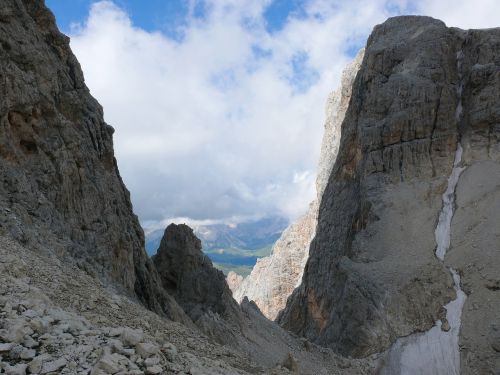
[[380, 49, 468, 375]]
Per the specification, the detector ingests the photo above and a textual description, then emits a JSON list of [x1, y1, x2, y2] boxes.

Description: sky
[[45, 0, 500, 230]]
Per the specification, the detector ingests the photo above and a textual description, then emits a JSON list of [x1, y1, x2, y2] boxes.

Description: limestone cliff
[[1, 3, 498, 373], [0, 2, 376, 373], [229, 50, 364, 320], [278, 16, 500, 373], [0, 0, 187, 322]]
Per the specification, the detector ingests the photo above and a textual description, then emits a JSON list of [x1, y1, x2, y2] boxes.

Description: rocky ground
[[0, 236, 376, 375], [0, 236, 257, 375]]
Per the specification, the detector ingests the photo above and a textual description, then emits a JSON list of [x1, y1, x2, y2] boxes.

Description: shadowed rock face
[[152, 224, 241, 325], [279, 15, 500, 372], [0, 0, 187, 322]]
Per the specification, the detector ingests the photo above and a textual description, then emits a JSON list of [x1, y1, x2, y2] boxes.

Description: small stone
[[23, 335, 39, 348], [107, 339, 124, 353], [144, 356, 160, 366], [108, 327, 123, 337], [0, 342, 15, 352], [7, 324, 34, 343], [41, 358, 67, 374], [28, 354, 50, 374], [20, 348, 36, 360], [441, 319, 450, 332], [162, 342, 177, 362], [93, 354, 120, 374], [22, 309, 39, 319], [81, 329, 101, 336], [9, 344, 24, 359], [145, 365, 162, 374], [3, 363, 28, 375], [121, 328, 143, 347], [30, 318, 49, 334], [136, 342, 159, 358], [90, 369, 107, 375], [120, 348, 135, 357]]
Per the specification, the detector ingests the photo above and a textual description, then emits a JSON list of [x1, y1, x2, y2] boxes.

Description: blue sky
[[47, 0, 189, 34], [45, 0, 500, 230], [48, 0, 309, 42]]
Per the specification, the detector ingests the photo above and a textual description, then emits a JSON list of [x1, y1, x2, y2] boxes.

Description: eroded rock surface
[[279, 16, 500, 374], [230, 50, 364, 320], [0, 0, 188, 322], [0, 236, 263, 375], [1, 2, 498, 373], [0, 233, 376, 375], [0, 1, 378, 373]]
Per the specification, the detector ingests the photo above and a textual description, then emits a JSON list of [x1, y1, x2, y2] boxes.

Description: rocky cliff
[[0, 1, 375, 373], [1, 2, 498, 374], [0, 0, 187, 321], [278, 16, 500, 373], [229, 50, 364, 320]]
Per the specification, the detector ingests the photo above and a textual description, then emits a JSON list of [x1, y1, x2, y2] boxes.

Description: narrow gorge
[[0, 2, 499, 374]]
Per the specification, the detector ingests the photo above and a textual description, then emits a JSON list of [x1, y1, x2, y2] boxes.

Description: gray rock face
[[230, 205, 317, 320], [152, 224, 242, 327], [230, 50, 364, 320], [279, 15, 500, 374], [0, 0, 186, 321]]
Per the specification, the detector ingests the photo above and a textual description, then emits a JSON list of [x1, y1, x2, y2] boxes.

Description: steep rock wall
[[153, 224, 243, 340], [0, 0, 187, 321], [279, 16, 500, 375]]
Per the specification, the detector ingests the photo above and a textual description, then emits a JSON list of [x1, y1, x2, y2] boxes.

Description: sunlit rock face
[[278, 15, 500, 373], [228, 50, 364, 320]]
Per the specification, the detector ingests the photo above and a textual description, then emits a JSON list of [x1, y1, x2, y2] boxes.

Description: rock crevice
[[229, 49, 364, 320]]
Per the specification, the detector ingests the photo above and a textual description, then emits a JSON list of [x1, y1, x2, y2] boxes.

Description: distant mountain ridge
[[145, 216, 288, 275]]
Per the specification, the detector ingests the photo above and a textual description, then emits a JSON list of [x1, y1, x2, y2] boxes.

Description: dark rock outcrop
[[152, 224, 242, 326], [279, 15, 500, 372], [0, 0, 187, 322]]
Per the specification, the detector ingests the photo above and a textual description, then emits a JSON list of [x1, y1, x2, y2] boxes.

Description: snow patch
[[435, 144, 465, 261], [380, 268, 466, 375]]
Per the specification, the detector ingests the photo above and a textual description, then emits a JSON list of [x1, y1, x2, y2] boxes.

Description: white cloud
[[68, 0, 500, 227], [415, 0, 500, 29]]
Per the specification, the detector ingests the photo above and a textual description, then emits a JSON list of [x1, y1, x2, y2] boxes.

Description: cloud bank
[[68, 0, 500, 226]]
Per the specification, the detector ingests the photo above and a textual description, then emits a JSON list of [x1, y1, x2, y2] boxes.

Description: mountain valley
[[0, 2, 498, 374]]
